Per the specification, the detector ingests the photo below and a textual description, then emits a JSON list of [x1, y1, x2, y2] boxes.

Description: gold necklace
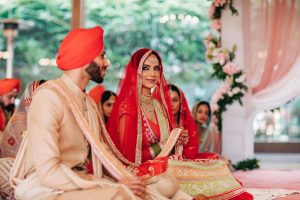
[[140, 94, 155, 114]]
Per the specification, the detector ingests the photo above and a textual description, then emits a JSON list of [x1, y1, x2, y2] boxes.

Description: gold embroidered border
[[136, 50, 153, 165], [157, 128, 182, 157], [209, 187, 245, 200], [91, 99, 139, 167], [153, 99, 170, 141]]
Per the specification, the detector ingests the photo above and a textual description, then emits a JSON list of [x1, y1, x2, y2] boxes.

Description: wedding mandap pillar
[[221, 0, 254, 163]]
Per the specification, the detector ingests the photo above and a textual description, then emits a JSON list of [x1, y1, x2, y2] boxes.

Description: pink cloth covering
[[234, 169, 300, 190], [276, 194, 300, 200]]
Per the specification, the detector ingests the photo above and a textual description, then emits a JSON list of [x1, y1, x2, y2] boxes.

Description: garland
[[205, 0, 247, 132]]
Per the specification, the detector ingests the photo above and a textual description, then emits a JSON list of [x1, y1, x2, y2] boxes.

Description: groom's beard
[[0, 102, 15, 112], [85, 61, 104, 84]]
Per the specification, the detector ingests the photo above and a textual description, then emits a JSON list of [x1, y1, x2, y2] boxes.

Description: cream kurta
[[10, 75, 133, 200]]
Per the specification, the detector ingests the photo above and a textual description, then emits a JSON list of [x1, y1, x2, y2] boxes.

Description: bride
[[105, 48, 253, 200]]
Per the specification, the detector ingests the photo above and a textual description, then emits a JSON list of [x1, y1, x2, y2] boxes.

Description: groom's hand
[[118, 175, 150, 199]]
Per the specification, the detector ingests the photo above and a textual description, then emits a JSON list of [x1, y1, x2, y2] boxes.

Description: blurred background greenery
[[1, 0, 299, 142], [0, 0, 220, 106]]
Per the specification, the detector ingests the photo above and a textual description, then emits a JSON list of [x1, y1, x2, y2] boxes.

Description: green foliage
[[233, 158, 260, 171], [0, 0, 69, 91], [209, 0, 239, 20], [85, 0, 213, 93], [1, 0, 216, 103]]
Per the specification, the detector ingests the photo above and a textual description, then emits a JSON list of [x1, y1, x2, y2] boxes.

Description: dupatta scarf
[[107, 48, 173, 165]]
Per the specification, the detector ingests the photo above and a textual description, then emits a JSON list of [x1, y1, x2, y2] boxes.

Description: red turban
[[89, 85, 105, 104], [0, 78, 21, 96], [56, 26, 104, 70]]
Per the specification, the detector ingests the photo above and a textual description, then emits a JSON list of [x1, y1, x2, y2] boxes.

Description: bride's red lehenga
[[107, 48, 253, 200]]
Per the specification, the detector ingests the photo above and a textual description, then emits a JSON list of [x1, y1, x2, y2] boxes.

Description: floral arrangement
[[208, 0, 238, 31], [205, 0, 247, 132]]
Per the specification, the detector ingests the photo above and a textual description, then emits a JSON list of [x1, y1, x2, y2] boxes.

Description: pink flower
[[208, 5, 216, 19], [212, 117, 219, 125], [211, 82, 231, 104], [216, 53, 227, 65], [211, 19, 221, 30], [212, 91, 222, 103], [211, 103, 219, 113], [213, 0, 227, 7], [223, 62, 239, 75], [219, 82, 231, 94]]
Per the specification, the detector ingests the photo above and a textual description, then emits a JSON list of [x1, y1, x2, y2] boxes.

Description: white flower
[[228, 91, 233, 97], [208, 41, 216, 49], [212, 48, 221, 57], [217, 53, 226, 65], [225, 76, 233, 85], [236, 74, 246, 83], [232, 87, 241, 94]]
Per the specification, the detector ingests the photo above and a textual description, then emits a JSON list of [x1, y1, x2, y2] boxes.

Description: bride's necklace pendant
[[140, 93, 155, 114]]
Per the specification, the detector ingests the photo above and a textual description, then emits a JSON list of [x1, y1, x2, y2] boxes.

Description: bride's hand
[[176, 129, 189, 146]]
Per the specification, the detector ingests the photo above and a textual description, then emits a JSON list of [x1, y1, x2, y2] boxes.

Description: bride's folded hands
[[176, 129, 189, 146]]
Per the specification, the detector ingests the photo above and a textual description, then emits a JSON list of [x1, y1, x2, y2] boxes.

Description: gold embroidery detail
[[140, 93, 155, 114], [153, 99, 169, 141], [145, 54, 159, 66], [136, 50, 153, 164], [166, 159, 243, 197]]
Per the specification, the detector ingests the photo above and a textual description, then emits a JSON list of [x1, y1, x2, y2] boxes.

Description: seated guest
[[192, 101, 221, 154], [0, 78, 20, 132], [89, 84, 106, 106], [0, 80, 46, 158], [89, 86, 116, 124], [101, 90, 117, 123], [168, 84, 219, 159]]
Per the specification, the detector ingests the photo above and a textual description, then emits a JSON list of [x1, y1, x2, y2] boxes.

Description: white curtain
[[253, 57, 300, 110], [243, 0, 300, 111]]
